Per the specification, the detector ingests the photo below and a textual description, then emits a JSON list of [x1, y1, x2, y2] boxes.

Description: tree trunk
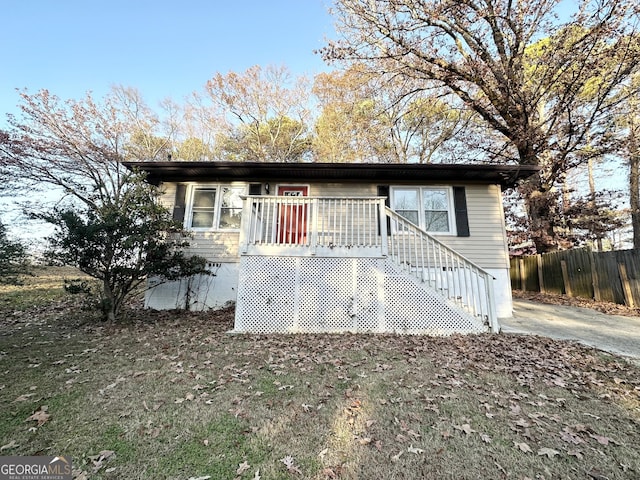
[[102, 277, 116, 322], [630, 135, 640, 249], [587, 159, 604, 251], [522, 172, 559, 254]]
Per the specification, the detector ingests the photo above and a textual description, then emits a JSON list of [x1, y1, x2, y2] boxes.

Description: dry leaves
[[0, 440, 18, 452], [537, 447, 560, 459], [25, 405, 50, 427], [280, 455, 302, 475], [514, 441, 533, 453], [88, 450, 115, 473], [453, 423, 475, 435], [236, 461, 251, 475]]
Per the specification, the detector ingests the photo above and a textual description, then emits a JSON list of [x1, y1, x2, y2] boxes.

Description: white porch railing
[[239, 196, 388, 257], [238, 195, 497, 331], [385, 208, 497, 331]]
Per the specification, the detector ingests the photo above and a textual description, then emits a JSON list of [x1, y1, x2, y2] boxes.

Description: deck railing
[[386, 208, 497, 331], [240, 196, 388, 256]]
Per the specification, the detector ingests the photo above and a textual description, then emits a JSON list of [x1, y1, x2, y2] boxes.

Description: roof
[[123, 161, 539, 189]]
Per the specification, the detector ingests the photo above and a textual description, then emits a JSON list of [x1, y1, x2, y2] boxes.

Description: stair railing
[[385, 207, 498, 332]]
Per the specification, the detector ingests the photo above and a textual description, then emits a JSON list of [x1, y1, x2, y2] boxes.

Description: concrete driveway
[[500, 299, 640, 361]]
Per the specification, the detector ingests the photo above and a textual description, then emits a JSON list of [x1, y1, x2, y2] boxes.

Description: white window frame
[[390, 186, 456, 235], [185, 183, 246, 231]]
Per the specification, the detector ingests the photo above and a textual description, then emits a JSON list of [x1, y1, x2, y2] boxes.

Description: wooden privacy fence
[[510, 247, 640, 307]]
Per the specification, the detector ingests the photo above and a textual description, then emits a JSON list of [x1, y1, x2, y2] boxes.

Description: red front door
[[277, 186, 308, 244]]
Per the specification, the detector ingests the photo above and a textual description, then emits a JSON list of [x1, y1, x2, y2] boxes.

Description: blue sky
[[1, 0, 335, 123], [0, 0, 336, 238]]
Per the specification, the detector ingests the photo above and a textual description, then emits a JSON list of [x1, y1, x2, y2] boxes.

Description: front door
[[277, 185, 308, 244]]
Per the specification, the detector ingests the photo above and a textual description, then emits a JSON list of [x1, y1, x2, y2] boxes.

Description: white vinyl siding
[[158, 181, 508, 269], [440, 184, 509, 269]]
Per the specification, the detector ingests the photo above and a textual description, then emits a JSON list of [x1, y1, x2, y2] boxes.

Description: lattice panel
[[235, 256, 297, 333], [234, 255, 486, 335], [298, 258, 354, 333], [355, 258, 384, 332]]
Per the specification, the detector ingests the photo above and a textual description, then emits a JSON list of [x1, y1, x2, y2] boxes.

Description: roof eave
[[122, 161, 539, 190]]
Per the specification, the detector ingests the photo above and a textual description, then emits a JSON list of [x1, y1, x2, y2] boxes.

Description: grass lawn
[[1, 269, 639, 479]]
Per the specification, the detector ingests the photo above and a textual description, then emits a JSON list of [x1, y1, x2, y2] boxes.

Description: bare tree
[[614, 74, 640, 248], [313, 66, 473, 163], [0, 89, 207, 321], [193, 65, 314, 162], [322, 0, 640, 252]]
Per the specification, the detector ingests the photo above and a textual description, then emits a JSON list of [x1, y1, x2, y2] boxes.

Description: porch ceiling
[[123, 161, 539, 189]]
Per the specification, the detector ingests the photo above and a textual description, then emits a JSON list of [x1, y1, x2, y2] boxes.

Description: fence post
[[519, 258, 526, 290], [589, 250, 601, 302], [560, 260, 573, 297], [537, 254, 545, 293], [618, 263, 635, 308]]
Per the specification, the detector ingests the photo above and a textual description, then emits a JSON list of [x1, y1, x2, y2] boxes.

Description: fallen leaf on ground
[[237, 461, 250, 475], [454, 423, 475, 435], [280, 455, 302, 474], [514, 441, 533, 453], [321, 467, 337, 478], [568, 449, 584, 459], [25, 406, 50, 427], [537, 447, 560, 458], [72, 469, 89, 480], [0, 440, 18, 451], [88, 450, 116, 473], [14, 393, 35, 402], [590, 433, 616, 446]]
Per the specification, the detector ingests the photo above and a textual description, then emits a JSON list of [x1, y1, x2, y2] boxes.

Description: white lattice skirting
[[233, 256, 487, 335]]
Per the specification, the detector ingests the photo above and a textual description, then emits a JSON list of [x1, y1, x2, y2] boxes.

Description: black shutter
[[377, 185, 391, 236], [453, 186, 470, 237], [249, 183, 262, 195], [173, 183, 187, 223]]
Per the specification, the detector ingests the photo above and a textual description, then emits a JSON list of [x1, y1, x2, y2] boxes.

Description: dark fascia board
[[123, 161, 539, 189]]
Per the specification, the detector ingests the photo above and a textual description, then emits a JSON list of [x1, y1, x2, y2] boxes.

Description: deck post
[[486, 275, 499, 333], [378, 198, 388, 257], [310, 198, 319, 255], [239, 196, 252, 254]]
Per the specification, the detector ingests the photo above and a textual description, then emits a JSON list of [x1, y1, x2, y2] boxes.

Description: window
[[187, 185, 245, 230], [391, 187, 454, 234], [423, 189, 450, 232], [219, 187, 243, 229], [190, 188, 217, 228]]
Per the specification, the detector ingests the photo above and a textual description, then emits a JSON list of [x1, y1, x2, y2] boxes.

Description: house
[[127, 161, 538, 335]]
